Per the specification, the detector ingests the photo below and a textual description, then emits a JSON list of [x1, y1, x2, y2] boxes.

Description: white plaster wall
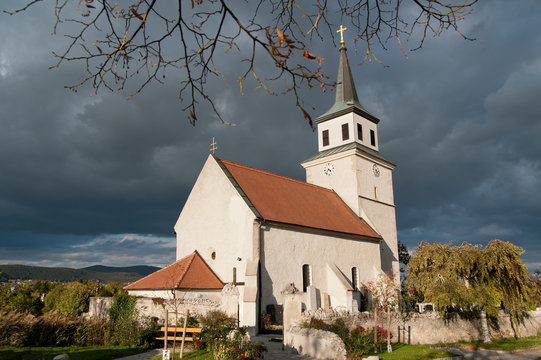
[[304, 147, 399, 280], [354, 156, 394, 205], [304, 151, 360, 215], [317, 113, 379, 152], [174, 155, 257, 285], [359, 198, 399, 276], [126, 289, 222, 302], [260, 225, 381, 311]]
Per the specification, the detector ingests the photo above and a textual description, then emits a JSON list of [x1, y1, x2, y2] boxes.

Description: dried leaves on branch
[[5, 0, 477, 126]]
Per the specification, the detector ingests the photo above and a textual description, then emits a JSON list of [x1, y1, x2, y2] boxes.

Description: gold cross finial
[[210, 137, 218, 154], [337, 25, 347, 45]]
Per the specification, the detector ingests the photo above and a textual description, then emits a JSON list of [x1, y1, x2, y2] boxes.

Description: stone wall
[[301, 308, 541, 344], [87, 285, 240, 324], [284, 326, 346, 360]]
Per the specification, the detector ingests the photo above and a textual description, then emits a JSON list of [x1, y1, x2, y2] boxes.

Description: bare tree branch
[[4, 0, 477, 127]]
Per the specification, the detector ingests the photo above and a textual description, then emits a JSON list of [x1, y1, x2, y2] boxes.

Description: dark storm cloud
[[0, 1, 540, 269]]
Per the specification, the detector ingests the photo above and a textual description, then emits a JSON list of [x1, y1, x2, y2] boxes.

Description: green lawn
[[369, 343, 458, 359], [147, 345, 456, 360], [453, 334, 541, 351], [0, 345, 146, 360]]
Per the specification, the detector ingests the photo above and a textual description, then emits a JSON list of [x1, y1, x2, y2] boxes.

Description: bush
[[301, 317, 329, 331], [197, 310, 236, 350], [0, 285, 43, 315], [302, 317, 390, 358], [99, 282, 126, 297], [343, 326, 374, 359], [210, 327, 266, 360], [108, 294, 158, 347], [0, 310, 157, 348], [44, 282, 92, 316]]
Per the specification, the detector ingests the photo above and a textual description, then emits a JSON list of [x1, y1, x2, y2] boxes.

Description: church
[[125, 36, 399, 333]]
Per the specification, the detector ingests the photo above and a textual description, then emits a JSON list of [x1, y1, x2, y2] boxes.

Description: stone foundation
[[284, 326, 346, 360]]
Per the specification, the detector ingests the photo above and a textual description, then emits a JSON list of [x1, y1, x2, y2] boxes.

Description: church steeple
[[315, 40, 378, 125], [301, 27, 399, 280]]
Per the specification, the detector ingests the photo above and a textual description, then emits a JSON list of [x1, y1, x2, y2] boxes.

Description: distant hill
[[81, 265, 160, 277], [0, 264, 160, 284]]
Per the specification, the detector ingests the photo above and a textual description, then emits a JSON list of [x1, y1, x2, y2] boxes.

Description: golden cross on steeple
[[337, 25, 347, 45], [210, 137, 218, 154]]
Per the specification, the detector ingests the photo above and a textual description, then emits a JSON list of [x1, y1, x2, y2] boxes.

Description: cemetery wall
[[300, 308, 541, 344]]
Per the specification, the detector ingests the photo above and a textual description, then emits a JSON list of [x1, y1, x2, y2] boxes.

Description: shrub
[[108, 294, 158, 347], [99, 282, 126, 297], [210, 327, 266, 360], [342, 326, 374, 359], [44, 282, 92, 316], [0, 285, 43, 315], [301, 317, 329, 331], [0, 309, 157, 347], [197, 310, 236, 350]]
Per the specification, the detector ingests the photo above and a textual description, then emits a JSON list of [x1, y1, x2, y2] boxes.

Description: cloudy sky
[[0, 1, 540, 271]]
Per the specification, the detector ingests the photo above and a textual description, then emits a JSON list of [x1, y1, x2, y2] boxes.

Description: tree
[[398, 241, 410, 273], [0, 284, 43, 315], [363, 271, 400, 353], [98, 281, 126, 297], [5, 0, 477, 126], [44, 281, 93, 316], [407, 240, 535, 343]]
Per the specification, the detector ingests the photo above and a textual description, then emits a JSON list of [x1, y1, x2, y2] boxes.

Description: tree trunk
[[373, 305, 378, 353], [387, 306, 392, 352], [380, 308, 384, 353], [480, 310, 492, 344]]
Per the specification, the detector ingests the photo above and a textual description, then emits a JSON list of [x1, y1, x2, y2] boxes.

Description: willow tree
[[4, 0, 477, 126], [407, 240, 535, 343]]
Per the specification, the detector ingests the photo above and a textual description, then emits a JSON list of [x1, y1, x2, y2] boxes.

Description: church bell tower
[[301, 32, 399, 276]]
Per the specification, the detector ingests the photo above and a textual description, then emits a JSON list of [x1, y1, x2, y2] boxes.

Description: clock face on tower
[[372, 163, 380, 177], [323, 163, 335, 176]]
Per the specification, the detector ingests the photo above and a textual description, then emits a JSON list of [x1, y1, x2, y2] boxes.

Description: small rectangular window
[[357, 124, 363, 141], [370, 129, 376, 146], [322, 130, 329, 146], [302, 264, 312, 292], [341, 123, 349, 141]]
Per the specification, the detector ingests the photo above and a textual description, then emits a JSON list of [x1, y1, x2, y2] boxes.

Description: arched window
[[302, 264, 312, 292], [352, 267, 360, 291]]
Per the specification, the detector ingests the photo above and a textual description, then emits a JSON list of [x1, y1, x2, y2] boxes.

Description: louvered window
[[370, 130, 376, 146], [342, 123, 349, 140], [322, 130, 329, 146]]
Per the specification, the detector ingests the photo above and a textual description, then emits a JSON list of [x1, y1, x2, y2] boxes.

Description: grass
[[148, 349, 213, 360], [0, 345, 146, 360], [453, 333, 541, 351], [368, 343, 458, 359]]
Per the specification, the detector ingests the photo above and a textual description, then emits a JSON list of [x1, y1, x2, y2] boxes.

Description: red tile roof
[[219, 158, 380, 239], [124, 251, 224, 290]]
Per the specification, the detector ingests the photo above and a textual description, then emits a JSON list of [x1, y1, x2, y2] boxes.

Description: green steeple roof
[[315, 44, 379, 124]]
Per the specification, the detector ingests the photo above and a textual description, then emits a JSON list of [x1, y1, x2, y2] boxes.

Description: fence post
[[179, 309, 189, 359], [164, 310, 168, 350]]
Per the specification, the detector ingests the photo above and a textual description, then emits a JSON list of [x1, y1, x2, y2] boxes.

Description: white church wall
[[304, 151, 360, 215], [260, 225, 381, 313], [359, 197, 399, 276], [174, 155, 257, 286]]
